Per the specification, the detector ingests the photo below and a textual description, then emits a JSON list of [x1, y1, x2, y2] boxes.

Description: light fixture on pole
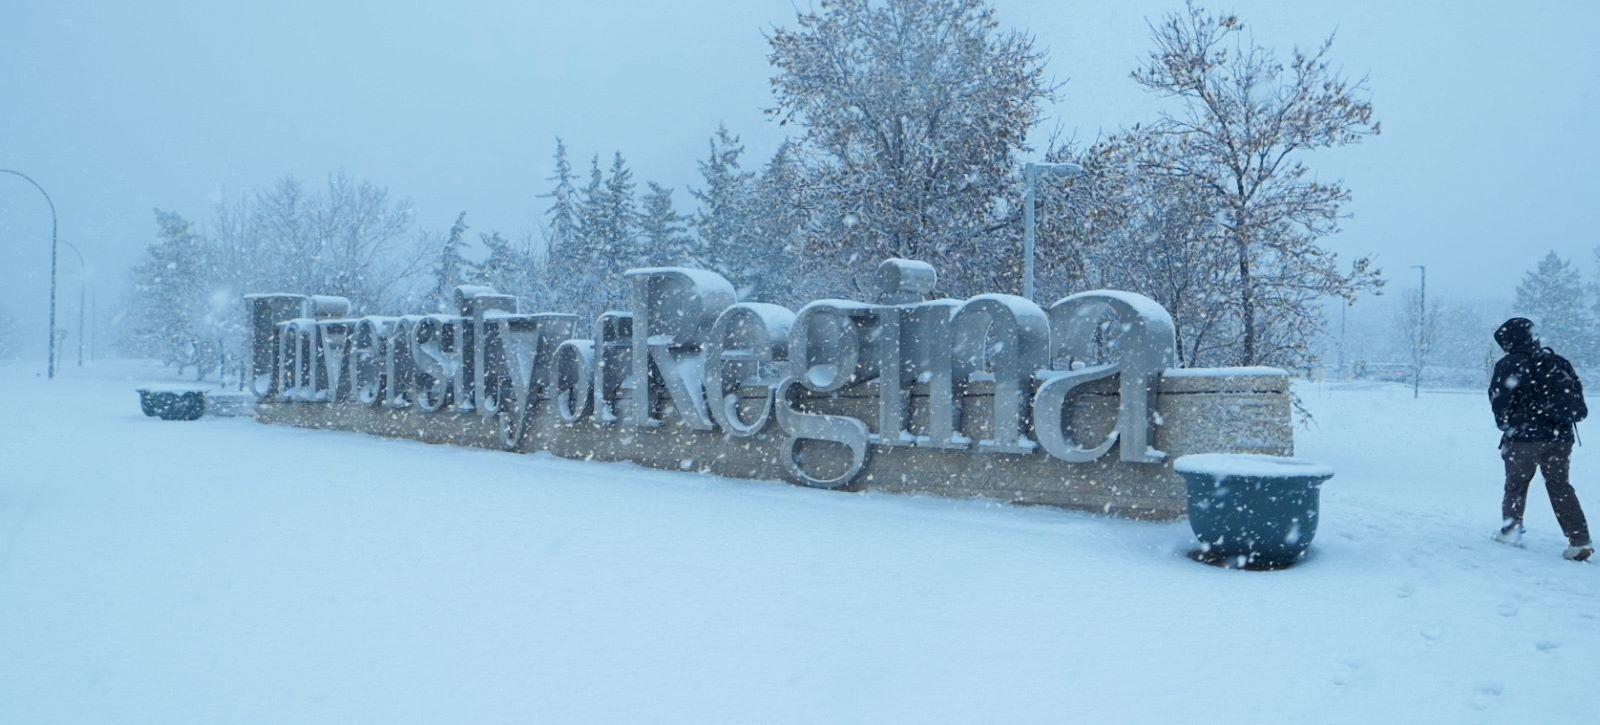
[[1022, 161, 1085, 301], [0, 168, 60, 378]]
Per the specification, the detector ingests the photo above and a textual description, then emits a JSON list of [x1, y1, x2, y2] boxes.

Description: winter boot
[[1563, 543, 1595, 562], [1493, 523, 1525, 547]]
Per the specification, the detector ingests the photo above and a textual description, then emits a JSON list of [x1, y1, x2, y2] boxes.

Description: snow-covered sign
[[248, 258, 1287, 517]]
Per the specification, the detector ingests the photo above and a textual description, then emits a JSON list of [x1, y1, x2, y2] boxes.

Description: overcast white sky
[[2, 0, 1597, 353]]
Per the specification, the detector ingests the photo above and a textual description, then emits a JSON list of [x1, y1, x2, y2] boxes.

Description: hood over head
[[1495, 317, 1538, 353]]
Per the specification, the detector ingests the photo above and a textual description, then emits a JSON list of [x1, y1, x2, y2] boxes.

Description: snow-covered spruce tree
[[543, 154, 607, 317], [551, 152, 639, 319], [639, 182, 698, 267], [748, 141, 810, 305], [540, 139, 584, 313], [766, 0, 1053, 296], [692, 125, 759, 294], [125, 210, 214, 372], [576, 157, 607, 261], [596, 152, 641, 307], [542, 139, 580, 256], [428, 212, 473, 312], [692, 128, 803, 302], [478, 230, 543, 309], [1516, 251, 1592, 364], [1130, 1, 1382, 367]]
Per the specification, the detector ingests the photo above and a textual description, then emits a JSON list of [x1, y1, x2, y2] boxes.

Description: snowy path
[[1, 362, 1595, 723]]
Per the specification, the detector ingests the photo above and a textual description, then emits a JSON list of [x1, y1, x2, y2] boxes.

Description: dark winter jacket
[[1489, 318, 1587, 443]]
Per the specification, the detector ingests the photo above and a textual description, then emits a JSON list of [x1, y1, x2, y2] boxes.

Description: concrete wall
[[255, 368, 1291, 521]]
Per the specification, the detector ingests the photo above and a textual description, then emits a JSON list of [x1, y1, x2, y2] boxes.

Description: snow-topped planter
[[1174, 454, 1333, 569], [137, 387, 206, 421]]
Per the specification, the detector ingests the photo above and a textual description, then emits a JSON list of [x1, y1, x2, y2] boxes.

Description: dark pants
[[1502, 439, 1591, 546]]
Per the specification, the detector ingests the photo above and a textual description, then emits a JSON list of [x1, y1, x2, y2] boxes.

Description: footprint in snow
[[1535, 640, 1560, 652], [1331, 660, 1362, 686], [1498, 601, 1520, 617], [1469, 683, 1504, 711]]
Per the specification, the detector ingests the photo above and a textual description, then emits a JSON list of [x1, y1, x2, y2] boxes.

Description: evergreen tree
[[479, 230, 539, 306], [541, 138, 579, 264], [126, 209, 212, 370], [692, 125, 757, 292], [748, 141, 809, 303], [542, 142, 593, 315], [1516, 251, 1592, 363], [429, 211, 472, 312], [599, 151, 640, 275], [552, 153, 628, 318], [639, 182, 696, 266], [575, 153, 607, 272]]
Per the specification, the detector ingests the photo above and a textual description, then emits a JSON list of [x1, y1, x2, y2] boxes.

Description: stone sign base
[[255, 367, 1291, 521]]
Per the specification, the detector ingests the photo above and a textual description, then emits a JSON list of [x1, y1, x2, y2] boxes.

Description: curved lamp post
[[1021, 161, 1085, 301], [0, 168, 59, 378]]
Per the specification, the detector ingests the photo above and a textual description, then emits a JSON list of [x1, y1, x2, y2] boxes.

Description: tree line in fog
[[119, 0, 1378, 379]]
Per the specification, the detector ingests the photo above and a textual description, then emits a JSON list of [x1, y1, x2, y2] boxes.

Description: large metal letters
[[248, 259, 1180, 489]]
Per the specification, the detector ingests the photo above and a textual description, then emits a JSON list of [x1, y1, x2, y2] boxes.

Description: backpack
[[1534, 349, 1588, 426]]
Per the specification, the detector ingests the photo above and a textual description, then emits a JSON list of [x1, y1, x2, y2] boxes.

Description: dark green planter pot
[[137, 389, 206, 421], [137, 390, 159, 417], [1174, 454, 1333, 570]]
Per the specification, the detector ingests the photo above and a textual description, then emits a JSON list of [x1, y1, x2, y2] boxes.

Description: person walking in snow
[[1488, 317, 1594, 561]]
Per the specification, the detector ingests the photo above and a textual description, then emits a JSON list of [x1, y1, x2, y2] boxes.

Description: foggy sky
[[2, 0, 1597, 356]]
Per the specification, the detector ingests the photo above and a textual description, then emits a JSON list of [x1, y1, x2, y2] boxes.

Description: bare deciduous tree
[[767, 0, 1054, 295], [1131, 1, 1383, 366], [122, 172, 433, 374], [1036, 134, 1238, 366], [1394, 288, 1439, 390]]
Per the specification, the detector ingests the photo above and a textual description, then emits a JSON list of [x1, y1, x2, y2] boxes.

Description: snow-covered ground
[[1, 361, 1595, 723]]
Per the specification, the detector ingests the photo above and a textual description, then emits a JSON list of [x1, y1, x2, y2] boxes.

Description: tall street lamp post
[[1022, 161, 1085, 301], [1412, 264, 1426, 399], [0, 168, 60, 378]]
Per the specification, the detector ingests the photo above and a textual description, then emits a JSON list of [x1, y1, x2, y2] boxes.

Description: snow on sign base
[[249, 259, 1294, 519]]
